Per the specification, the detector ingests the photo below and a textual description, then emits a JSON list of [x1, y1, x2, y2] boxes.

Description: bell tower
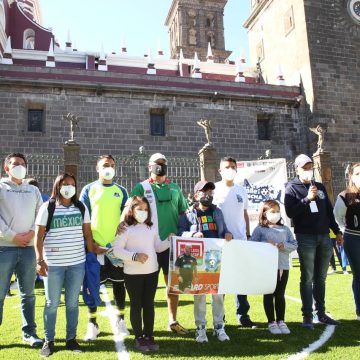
[[165, 0, 232, 62]]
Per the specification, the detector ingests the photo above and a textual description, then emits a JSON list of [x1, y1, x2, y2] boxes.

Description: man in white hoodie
[[0, 153, 43, 347]]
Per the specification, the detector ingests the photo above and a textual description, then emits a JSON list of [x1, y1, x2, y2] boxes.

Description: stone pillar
[[63, 142, 80, 179], [312, 151, 335, 204], [199, 145, 218, 182]]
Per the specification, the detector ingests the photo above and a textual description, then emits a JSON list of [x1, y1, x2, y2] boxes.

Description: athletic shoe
[[356, 316, 360, 321], [84, 322, 100, 341], [23, 334, 43, 347], [66, 338, 82, 352], [115, 318, 130, 336], [277, 321, 291, 334], [40, 341, 54, 357], [145, 336, 160, 351], [343, 270, 349, 275], [213, 325, 230, 341], [318, 314, 340, 325], [268, 321, 282, 334], [327, 269, 336, 275], [239, 317, 257, 328], [169, 321, 189, 335], [302, 316, 314, 330], [195, 325, 208, 343], [135, 337, 149, 352]]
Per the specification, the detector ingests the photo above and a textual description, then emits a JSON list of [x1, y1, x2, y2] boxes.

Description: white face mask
[[300, 170, 313, 182], [60, 185, 76, 199], [100, 166, 115, 181], [221, 168, 237, 182], [9, 165, 27, 180], [134, 209, 148, 224], [266, 211, 281, 224], [352, 175, 360, 188]]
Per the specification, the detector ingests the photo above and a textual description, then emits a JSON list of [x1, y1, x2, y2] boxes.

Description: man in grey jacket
[[0, 153, 43, 346]]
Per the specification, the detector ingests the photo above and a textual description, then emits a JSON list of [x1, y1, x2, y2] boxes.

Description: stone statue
[[197, 119, 213, 147], [189, 28, 197, 46], [63, 113, 80, 144], [309, 125, 326, 153]]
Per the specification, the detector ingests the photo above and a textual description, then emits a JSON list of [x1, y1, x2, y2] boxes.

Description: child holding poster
[[113, 196, 171, 352], [251, 200, 297, 335], [178, 180, 232, 343]]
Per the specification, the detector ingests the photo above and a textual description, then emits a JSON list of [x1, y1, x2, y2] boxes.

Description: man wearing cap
[[178, 180, 232, 343], [284, 154, 343, 329], [131, 153, 189, 334]]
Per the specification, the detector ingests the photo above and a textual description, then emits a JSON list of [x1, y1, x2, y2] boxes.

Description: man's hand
[[224, 232, 233, 241], [277, 243, 285, 251], [307, 185, 318, 201], [36, 261, 48, 277], [116, 221, 127, 235], [13, 230, 34, 247], [93, 243, 107, 255], [136, 253, 148, 264], [193, 232, 204, 238], [336, 232, 344, 246]]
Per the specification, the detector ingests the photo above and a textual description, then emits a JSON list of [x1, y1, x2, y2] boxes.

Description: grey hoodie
[[0, 178, 43, 247]]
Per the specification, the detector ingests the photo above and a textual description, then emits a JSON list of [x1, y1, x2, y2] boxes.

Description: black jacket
[[284, 177, 340, 235]]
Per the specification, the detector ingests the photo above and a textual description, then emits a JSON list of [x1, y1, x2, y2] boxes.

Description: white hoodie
[[0, 178, 43, 246]]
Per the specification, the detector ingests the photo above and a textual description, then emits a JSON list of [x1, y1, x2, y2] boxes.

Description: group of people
[[0, 151, 359, 356]]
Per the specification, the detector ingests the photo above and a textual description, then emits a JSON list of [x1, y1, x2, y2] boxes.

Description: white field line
[[284, 294, 336, 360], [100, 285, 130, 360]]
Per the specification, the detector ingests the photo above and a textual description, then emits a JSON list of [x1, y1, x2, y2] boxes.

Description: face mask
[[151, 164, 167, 176], [9, 165, 27, 180], [100, 166, 115, 180], [60, 185, 76, 199], [266, 211, 281, 224], [199, 194, 213, 207], [221, 168, 236, 182], [352, 175, 360, 188], [300, 170, 313, 182], [134, 210, 148, 223]]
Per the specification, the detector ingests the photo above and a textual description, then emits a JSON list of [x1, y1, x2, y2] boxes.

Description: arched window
[[23, 28, 35, 49]]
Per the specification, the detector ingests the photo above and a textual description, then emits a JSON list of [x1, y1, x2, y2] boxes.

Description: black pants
[[263, 270, 289, 323], [124, 271, 158, 338]]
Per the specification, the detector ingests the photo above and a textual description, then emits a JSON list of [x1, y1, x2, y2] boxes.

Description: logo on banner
[[244, 179, 282, 204], [176, 240, 204, 265], [205, 250, 221, 272]]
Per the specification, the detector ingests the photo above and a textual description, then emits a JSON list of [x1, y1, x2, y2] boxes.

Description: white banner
[[235, 158, 289, 233]]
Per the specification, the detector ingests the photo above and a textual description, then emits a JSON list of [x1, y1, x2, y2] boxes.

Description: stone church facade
[[0, 0, 358, 194]]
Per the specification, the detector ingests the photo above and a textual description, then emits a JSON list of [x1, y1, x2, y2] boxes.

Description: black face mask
[[199, 194, 213, 207], [151, 164, 167, 176]]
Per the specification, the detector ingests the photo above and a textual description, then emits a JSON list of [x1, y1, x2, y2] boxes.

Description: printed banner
[[235, 158, 289, 232], [168, 237, 278, 295]]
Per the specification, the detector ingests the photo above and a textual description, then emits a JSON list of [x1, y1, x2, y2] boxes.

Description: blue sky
[[40, 0, 250, 62]]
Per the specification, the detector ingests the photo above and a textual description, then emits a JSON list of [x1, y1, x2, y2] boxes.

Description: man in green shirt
[[80, 155, 128, 341], [131, 153, 188, 334]]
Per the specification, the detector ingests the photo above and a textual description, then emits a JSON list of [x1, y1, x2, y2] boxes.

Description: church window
[[257, 114, 272, 140], [28, 109, 44, 132], [23, 28, 35, 49], [150, 110, 166, 136], [284, 7, 295, 36]]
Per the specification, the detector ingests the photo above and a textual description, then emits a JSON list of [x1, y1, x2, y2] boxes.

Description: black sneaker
[[40, 341, 54, 357], [318, 314, 340, 326], [134, 336, 150, 352], [302, 316, 314, 330], [240, 317, 257, 328], [66, 338, 82, 353], [23, 334, 43, 347]]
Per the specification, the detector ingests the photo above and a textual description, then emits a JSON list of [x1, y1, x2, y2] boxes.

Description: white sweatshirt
[[113, 223, 170, 275], [0, 178, 43, 246]]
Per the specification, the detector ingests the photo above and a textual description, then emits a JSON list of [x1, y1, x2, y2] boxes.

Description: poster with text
[[168, 237, 278, 295]]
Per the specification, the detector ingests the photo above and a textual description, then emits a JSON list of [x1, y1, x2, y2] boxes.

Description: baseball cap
[[149, 153, 167, 165], [294, 154, 313, 168], [194, 180, 215, 193]]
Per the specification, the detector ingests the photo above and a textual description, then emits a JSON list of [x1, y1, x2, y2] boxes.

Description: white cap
[[149, 153, 167, 165], [294, 154, 313, 168]]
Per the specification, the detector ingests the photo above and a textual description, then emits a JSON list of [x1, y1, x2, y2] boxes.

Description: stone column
[[199, 145, 218, 182], [312, 151, 335, 204], [63, 142, 80, 179]]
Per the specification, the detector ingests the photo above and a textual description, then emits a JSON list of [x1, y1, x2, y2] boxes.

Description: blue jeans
[[0, 246, 37, 336], [236, 295, 250, 319], [343, 232, 360, 316], [296, 234, 333, 317], [43, 262, 85, 341]]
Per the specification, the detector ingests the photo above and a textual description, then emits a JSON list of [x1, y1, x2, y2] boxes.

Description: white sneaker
[[195, 326, 208, 343], [213, 325, 230, 341], [114, 318, 130, 336], [343, 270, 349, 275], [356, 316, 360, 321], [327, 269, 336, 275], [268, 321, 282, 334], [84, 322, 100, 341], [277, 321, 291, 334]]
